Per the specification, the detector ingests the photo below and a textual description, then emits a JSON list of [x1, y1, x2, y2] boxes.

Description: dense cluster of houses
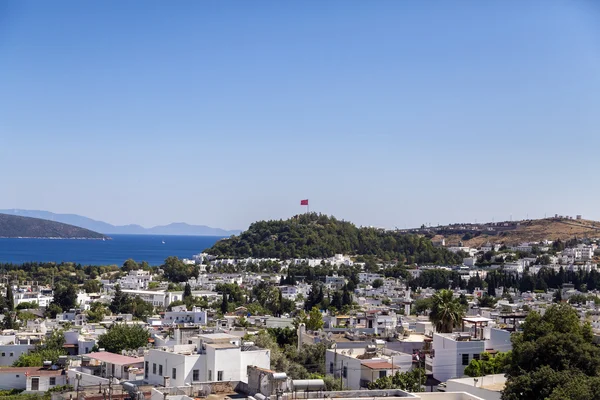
[[1, 237, 599, 400]]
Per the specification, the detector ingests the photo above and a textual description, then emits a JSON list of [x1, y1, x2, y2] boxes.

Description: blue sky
[[2, 1, 600, 230]]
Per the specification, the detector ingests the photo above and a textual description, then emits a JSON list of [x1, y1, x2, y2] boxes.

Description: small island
[[0, 213, 108, 239]]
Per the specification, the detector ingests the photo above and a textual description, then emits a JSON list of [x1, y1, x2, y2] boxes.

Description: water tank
[[291, 379, 326, 392]]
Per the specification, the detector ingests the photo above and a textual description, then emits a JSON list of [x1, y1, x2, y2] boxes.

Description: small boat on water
[[162, 240, 166, 244]]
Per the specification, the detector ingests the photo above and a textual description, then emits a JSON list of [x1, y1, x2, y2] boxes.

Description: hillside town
[[0, 230, 599, 400]]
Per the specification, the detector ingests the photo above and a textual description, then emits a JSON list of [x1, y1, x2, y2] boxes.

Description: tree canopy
[[207, 213, 462, 263], [161, 256, 199, 283], [429, 289, 465, 333], [502, 303, 600, 400], [97, 324, 150, 354]]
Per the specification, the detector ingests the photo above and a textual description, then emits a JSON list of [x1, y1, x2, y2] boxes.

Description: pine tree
[[220, 294, 229, 314], [6, 285, 14, 311], [183, 283, 192, 300]]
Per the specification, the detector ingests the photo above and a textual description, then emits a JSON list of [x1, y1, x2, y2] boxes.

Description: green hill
[[207, 213, 461, 264], [0, 213, 107, 239]]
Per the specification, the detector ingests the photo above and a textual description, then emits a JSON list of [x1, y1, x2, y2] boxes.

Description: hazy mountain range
[[0, 209, 241, 236], [0, 213, 107, 239]]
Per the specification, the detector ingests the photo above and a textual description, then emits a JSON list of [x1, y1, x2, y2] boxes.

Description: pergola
[[461, 316, 493, 339]]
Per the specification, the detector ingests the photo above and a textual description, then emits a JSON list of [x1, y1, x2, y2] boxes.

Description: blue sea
[[0, 234, 223, 266]]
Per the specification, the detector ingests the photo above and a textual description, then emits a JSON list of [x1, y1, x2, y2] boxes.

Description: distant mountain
[[0, 213, 107, 239], [0, 209, 240, 236]]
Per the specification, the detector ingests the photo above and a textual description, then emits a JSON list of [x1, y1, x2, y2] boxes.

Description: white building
[[0, 334, 35, 367], [445, 373, 506, 400], [119, 270, 154, 290], [13, 289, 54, 308], [0, 367, 66, 392], [430, 333, 486, 382], [429, 322, 512, 383], [278, 285, 299, 300], [325, 344, 413, 390], [358, 273, 383, 284], [144, 333, 270, 386], [162, 306, 208, 326]]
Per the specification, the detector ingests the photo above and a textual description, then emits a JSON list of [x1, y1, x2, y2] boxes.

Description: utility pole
[[340, 361, 343, 390]]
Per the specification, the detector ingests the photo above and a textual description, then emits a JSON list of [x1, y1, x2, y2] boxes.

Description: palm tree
[[429, 289, 465, 333]]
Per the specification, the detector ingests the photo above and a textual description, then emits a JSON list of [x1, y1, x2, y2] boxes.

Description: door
[[31, 378, 39, 391]]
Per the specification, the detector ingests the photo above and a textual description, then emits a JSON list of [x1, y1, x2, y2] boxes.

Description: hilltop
[[417, 217, 600, 247], [0, 213, 107, 239], [207, 213, 462, 264]]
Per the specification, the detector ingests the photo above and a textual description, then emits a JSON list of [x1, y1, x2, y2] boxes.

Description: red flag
[[300, 199, 309, 206]]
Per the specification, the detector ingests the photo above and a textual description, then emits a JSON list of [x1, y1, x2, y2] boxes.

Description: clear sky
[[2, 1, 600, 231]]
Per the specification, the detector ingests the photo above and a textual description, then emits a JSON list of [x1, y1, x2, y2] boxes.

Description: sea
[[0, 234, 223, 266]]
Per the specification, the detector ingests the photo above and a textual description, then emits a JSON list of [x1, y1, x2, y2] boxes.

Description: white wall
[[446, 374, 506, 400], [67, 369, 110, 388], [239, 349, 270, 382], [432, 334, 485, 382], [0, 345, 34, 366], [27, 374, 67, 392], [325, 351, 362, 390], [0, 371, 27, 390]]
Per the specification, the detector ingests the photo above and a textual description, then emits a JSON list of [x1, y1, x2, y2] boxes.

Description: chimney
[[297, 323, 306, 352]]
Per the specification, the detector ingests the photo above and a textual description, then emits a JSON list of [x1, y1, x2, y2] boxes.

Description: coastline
[[0, 236, 111, 240]]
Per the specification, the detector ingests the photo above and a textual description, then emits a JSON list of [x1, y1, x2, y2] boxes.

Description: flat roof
[[84, 351, 143, 365], [463, 316, 493, 323], [198, 333, 238, 340], [206, 343, 238, 349]]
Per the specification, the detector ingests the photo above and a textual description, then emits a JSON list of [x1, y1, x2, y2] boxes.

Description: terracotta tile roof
[[0, 367, 63, 376], [362, 361, 394, 370]]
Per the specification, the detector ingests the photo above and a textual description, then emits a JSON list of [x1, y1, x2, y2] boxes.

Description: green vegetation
[[464, 352, 511, 377], [208, 213, 462, 263], [502, 303, 600, 400], [429, 289, 465, 333], [294, 307, 324, 331], [15, 302, 39, 310], [109, 285, 154, 319], [97, 324, 150, 354], [367, 369, 425, 391], [86, 302, 108, 323], [13, 330, 66, 367], [251, 330, 329, 381], [161, 256, 199, 283], [0, 213, 107, 239]]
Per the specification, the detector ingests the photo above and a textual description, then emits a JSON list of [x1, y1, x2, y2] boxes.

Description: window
[[145, 362, 149, 379], [172, 368, 176, 379], [343, 366, 347, 378], [50, 377, 56, 386], [153, 363, 156, 374], [9, 352, 13, 357], [462, 354, 469, 366], [159, 365, 163, 376], [217, 371, 223, 381], [473, 354, 480, 361], [208, 370, 212, 381], [193, 370, 199, 381], [1, 353, 4, 357], [329, 362, 334, 374], [379, 371, 386, 379]]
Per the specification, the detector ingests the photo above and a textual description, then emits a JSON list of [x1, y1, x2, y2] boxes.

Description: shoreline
[[0, 236, 111, 240]]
